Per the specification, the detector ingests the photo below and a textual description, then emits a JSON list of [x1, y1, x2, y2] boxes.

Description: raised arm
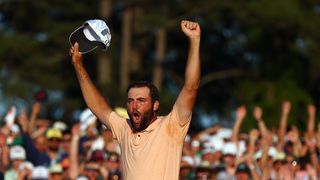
[[231, 105, 247, 143], [175, 20, 201, 124], [306, 104, 316, 141], [69, 124, 80, 179], [278, 100, 291, 150], [28, 102, 41, 134], [70, 43, 112, 125], [253, 106, 269, 138]]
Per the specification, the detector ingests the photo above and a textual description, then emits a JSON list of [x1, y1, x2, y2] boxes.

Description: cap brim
[[69, 25, 101, 54]]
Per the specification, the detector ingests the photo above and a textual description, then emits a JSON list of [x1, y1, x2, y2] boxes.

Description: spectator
[[4, 145, 27, 179], [22, 127, 64, 167]]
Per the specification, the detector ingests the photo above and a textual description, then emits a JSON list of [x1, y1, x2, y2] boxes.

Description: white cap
[[273, 152, 286, 162], [53, 121, 68, 131], [268, 146, 278, 157], [204, 135, 224, 151], [76, 176, 89, 180], [216, 128, 233, 140], [222, 142, 237, 156], [181, 156, 195, 166], [49, 164, 63, 174], [80, 108, 97, 131], [10, 145, 26, 160], [90, 137, 105, 151], [254, 146, 278, 160], [32, 166, 49, 179], [69, 19, 111, 54], [202, 147, 216, 154]]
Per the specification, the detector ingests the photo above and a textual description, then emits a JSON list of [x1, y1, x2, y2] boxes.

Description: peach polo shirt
[[105, 106, 191, 180]]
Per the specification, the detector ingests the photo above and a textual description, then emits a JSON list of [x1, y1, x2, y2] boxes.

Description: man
[[23, 128, 64, 167], [70, 20, 201, 180]]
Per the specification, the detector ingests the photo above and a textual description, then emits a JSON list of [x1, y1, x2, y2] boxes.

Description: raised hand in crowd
[[28, 102, 41, 134], [278, 100, 291, 151], [253, 106, 270, 138], [18, 108, 29, 133], [231, 105, 247, 143], [306, 104, 316, 141], [69, 123, 81, 179], [286, 126, 302, 156]]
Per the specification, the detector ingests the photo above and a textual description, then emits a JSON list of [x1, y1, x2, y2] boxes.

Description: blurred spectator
[[23, 127, 64, 167], [194, 166, 215, 180], [4, 145, 27, 179], [106, 151, 122, 179], [1, 98, 320, 180], [31, 166, 49, 180], [49, 164, 64, 180], [235, 162, 252, 180], [101, 125, 121, 155]]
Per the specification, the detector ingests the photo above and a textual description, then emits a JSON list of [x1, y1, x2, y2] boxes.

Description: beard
[[48, 146, 59, 152], [129, 108, 155, 132]]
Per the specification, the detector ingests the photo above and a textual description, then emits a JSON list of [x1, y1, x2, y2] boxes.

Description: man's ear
[[153, 100, 159, 111]]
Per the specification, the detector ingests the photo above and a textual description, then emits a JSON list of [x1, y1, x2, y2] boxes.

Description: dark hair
[[126, 81, 160, 103]]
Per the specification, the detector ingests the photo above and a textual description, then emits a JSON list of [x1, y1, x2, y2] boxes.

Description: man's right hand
[[69, 42, 83, 65]]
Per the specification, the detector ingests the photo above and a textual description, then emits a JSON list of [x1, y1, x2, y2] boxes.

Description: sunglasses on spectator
[[85, 167, 99, 172], [48, 138, 62, 142]]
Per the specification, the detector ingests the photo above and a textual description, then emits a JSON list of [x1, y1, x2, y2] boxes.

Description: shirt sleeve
[[105, 111, 128, 143], [171, 104, 193, 127]]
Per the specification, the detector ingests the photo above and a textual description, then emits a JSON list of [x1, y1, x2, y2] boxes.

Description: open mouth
[[133, 112, 140, 119]]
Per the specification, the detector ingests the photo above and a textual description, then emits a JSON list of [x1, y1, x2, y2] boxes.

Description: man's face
[[127, 87, 156, 132], [236, 172, 250, 180], [48, 137, 61, 151]]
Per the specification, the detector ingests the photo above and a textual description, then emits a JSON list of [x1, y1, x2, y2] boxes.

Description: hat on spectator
[[236, 162, 251, 175], [76, 176, 89, 180], [46, 128, 63, 139], [19, 161, 34, 171], [202, 147, 216, 155], [254, 146, 278, 160], [91, 137, 105, 151], [10, 145, 26, 160], [216, 128, 232, 140], [115, 106, 129, 119], [32, 166, 49, 179], [216, 171, 233, 180], [204, 135, 224, 151], [273, 152, 286, 162], [222, 142, 237, 156], [49, 164, 63, 174], [80, 108, 97, 131], [90, 149, 106, 161], [69, 19, 111, 54], [53, 121, 68, 132], [181, 155, 195, 167]]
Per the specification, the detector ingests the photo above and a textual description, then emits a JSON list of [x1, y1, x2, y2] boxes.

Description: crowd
[[0, 100, 319, 180]]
